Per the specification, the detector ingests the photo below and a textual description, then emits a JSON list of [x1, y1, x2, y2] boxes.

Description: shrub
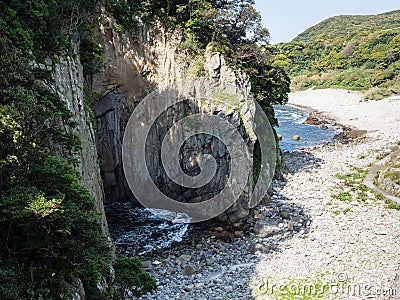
[[113, 258, 157, 298], [0, 38, 113, 299], [291, 75, 316, 91], [0, 261, 18, 300], [364, 87, 392, 100], [79, 36, 104, 77]]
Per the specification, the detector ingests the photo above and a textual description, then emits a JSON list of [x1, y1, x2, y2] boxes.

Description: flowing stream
[[105, 202, 189, 257]]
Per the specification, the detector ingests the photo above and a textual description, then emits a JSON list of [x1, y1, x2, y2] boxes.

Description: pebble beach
[[137, 89, 400, 300]]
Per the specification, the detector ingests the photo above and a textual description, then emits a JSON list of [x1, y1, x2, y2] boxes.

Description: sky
[[254, 1, 400, 44]]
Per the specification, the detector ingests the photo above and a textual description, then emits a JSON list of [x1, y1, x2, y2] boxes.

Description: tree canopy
[[107, 0, 290, 116]]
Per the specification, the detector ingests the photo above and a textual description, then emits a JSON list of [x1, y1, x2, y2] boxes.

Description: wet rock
[[303, 112, 329, 126], [333, 128, 367, 141], [205, 228, 235, 241], [292, 135, 301, 140]]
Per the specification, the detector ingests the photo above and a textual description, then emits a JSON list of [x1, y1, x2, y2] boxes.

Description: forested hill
[[294, 10, 400, 42], [277, 9, 400, 100]]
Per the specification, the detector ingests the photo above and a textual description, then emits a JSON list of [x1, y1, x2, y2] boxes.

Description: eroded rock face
[[91, 10, 183, 202], [90, 11, 260, 221], [50, 55, 109, 234], [92, 87, 131, 202], [140, 79, 257, 223]]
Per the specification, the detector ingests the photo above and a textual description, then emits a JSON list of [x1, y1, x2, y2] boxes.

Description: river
[[273, 104, 339, 152]]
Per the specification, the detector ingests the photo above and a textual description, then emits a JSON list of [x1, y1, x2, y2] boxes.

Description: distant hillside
[[277, 10, 400, 100], [294, 10, 400, 42]]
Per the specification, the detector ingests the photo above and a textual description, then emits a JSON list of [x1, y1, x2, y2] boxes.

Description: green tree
[[316, 49, 344, 71], [0, 37, 113, 299]]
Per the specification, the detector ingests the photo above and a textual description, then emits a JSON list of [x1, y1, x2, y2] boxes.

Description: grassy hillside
[[278, 10, 400, 100], [294, 10, 400, 42]]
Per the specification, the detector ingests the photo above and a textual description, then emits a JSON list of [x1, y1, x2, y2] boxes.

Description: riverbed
[[273, 104, 339, 152]]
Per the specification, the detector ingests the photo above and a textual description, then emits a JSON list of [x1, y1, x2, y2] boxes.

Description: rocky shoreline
[[134, 89, 400, 300]]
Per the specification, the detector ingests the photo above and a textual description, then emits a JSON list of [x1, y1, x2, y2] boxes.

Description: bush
[[113, 258, 157, 298], [0, 262, 18, 300], [364, 87, 393, 100], [79, 36, 104, 77], [291, 75, 317, 91], [387, 83, 400, 94]]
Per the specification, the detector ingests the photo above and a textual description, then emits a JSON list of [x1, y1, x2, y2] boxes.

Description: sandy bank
[[288, 88, 400, 134]]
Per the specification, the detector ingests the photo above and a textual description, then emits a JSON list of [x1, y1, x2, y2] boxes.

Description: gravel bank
[[137, 89, 400, 300]]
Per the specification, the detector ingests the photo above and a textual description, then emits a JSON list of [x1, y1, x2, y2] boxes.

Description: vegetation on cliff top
[[107, 0, 290, 125], [277, 9, 400, 100]]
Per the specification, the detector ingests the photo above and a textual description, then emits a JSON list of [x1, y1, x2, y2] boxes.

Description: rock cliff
[[50, 54, 109, 234], [75, 10, 262, 222], [91, 10, 183, 202]]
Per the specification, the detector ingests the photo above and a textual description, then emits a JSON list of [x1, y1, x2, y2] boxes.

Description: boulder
[[254, 218, 280, 236], [182, 264, 197, 276]]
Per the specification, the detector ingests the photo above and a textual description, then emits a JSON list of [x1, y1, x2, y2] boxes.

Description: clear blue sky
[[254, 1, 400, 44]]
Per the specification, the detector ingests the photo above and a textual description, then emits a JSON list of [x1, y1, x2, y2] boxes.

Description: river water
[[105, 104, 340, 257], [105, 202, 189, 256], [273, 104, 339, 152]]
